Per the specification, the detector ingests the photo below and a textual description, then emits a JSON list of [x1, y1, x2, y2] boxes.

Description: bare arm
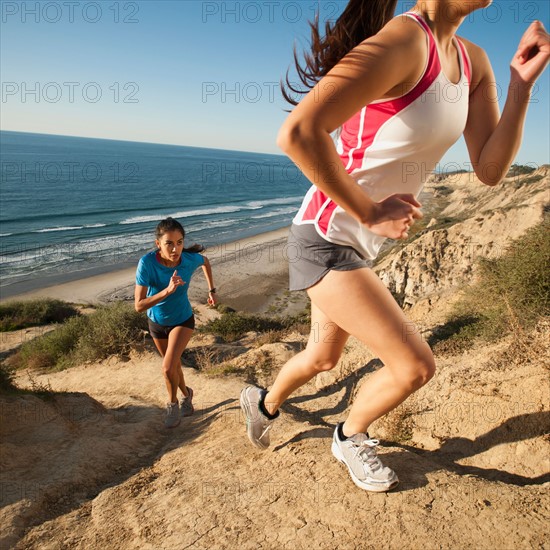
[[277, 16, 425, 239], [134, 270, 184, 313], [463, 22, 550, 186], [201, 257, 217, 305]]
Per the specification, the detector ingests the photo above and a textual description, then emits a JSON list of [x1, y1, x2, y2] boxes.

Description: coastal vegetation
[[197, 309, 310, 342], [0, 298, 79, 331], [430, 217, 549, 355], [7, 302, 147, 373]]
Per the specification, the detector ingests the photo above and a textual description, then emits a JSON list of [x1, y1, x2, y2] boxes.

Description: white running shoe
[[331, 423, 399, 492], [240, 386, 279, 450], [164, 402, 181, 428], [180, 387, 194, 417]]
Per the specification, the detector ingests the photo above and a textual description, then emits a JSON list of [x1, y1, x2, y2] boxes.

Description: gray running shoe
[[165, 402, 181, 428], [331, 423, 399, 492], [240, 386, 278, 450], [180, 387, 194, 417]]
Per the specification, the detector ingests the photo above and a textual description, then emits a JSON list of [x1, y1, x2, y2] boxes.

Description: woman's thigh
[[307, 268, 432, 369], [159, 326, 194, 370], [152, 337, 168, 357]]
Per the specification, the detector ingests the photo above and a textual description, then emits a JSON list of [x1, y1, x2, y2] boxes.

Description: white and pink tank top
[[292, 11, 472, 259]]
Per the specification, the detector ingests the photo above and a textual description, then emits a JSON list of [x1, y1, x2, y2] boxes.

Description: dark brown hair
[[282, 0, 398, 105], [155, 217, 204, 253]]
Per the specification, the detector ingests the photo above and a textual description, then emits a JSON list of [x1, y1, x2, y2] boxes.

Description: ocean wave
[[246, 196, 302, 208], [251, 207, 298, 220], [0, 233, 151, 266], [119, 205, 254, 226], [9, 223, 107, 236], [35, 226, 83, 233], [0, 248, 78, 266], [192, 218, 238, 232]]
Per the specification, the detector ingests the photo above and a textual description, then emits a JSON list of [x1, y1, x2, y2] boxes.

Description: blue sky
[[1, 0, 549, 168]]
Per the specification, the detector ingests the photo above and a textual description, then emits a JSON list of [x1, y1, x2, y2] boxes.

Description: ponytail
[[281, 0, 398, 106]]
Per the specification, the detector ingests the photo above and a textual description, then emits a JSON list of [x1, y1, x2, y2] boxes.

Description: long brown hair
[[155, 217, 204, 253], [282, 0, 398, 105]]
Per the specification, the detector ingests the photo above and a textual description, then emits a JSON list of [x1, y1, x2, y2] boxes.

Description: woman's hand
[[365, 193, 423, 240], [207, 291, 217, 307], [166, 270, 185, 294], [511, 21, 550, 86]]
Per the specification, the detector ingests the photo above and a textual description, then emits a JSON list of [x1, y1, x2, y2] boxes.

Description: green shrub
[[16, 302, 148, 371], [198, 312, 287, 342], [73, 302, 148, 363], [506, 164, 536, 177], [199, 309, 311, 342], [432, 219, 549, 353], [18, 315, 85, 370], [0, 299, 80, 331]]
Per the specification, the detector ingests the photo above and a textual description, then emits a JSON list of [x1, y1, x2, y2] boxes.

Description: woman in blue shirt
[[135, 217, 217, 428]]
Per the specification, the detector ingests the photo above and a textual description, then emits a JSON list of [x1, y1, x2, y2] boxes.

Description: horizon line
[[0, 128, 286, 158]]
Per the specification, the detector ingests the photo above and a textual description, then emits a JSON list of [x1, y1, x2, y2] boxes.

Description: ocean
[[0, 131, 310, 296]]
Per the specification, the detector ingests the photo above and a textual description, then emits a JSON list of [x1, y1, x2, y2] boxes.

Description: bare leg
[[307, 268, 435, 437], [152, 327, 193, 403], [176, 363, 190, 397], [153, 338, 189, 397], [263, 302, 349, 415]]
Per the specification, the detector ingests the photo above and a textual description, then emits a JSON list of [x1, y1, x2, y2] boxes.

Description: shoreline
[[0, 227, 294, 312]]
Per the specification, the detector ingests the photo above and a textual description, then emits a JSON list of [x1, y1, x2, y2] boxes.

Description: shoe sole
[[240, 388, 269, 450], [331, 440, 399, 493]]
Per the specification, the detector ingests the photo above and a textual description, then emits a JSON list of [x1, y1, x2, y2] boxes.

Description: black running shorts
[[147, 314, 195, 339]]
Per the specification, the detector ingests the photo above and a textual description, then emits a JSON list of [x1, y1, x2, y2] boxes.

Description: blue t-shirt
[[135, 250, 205, 326]]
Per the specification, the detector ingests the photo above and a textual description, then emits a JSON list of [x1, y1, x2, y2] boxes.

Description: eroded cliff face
[[374, 167, 549, 313]]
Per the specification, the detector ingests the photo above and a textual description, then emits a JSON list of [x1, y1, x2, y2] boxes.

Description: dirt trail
[[2, 326, 549, 549]]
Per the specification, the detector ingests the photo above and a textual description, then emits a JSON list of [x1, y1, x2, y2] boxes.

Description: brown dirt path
[[2, 334, 549, 549]]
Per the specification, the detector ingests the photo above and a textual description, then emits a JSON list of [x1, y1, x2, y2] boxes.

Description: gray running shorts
[[287, 223, 373, 291]]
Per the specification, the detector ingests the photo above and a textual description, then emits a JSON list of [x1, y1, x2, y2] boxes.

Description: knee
[[309, 356, 339, 373], [162, 357, 179, 375], [403, 355, 436, 391]]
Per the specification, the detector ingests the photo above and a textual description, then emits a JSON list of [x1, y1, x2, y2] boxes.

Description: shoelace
[[259, 422, 272, 441], [353, 439, 383, 472]]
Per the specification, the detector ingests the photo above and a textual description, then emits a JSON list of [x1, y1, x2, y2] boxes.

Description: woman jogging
[[240, 0, 549, 491], [135, 217, 217, 428]]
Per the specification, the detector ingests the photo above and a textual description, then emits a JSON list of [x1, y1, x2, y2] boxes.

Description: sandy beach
[[0, 227, 299, 314]]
